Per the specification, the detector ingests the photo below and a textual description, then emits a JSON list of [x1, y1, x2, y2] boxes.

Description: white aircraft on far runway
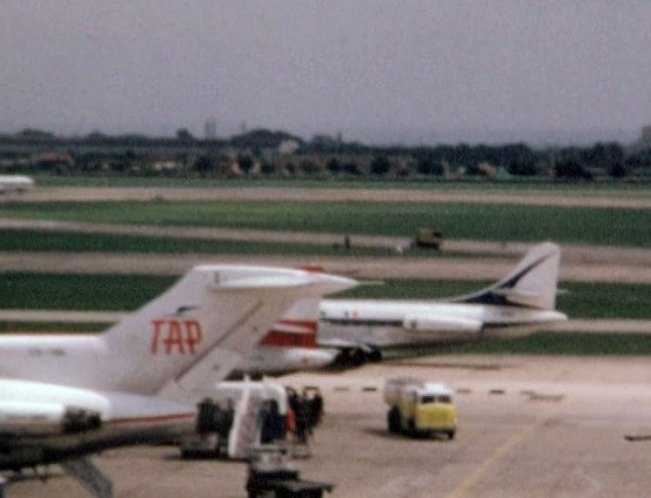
[[0, 175, 34, 193], [318, 242, 567, 364], [0, 265, 355, 496]]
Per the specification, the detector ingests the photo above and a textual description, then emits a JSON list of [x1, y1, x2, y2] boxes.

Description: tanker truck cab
[[385, 378, 457, 439]]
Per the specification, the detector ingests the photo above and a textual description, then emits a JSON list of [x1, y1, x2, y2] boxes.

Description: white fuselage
[[318, 299, 567, 348], [237, 345, 335, 376]]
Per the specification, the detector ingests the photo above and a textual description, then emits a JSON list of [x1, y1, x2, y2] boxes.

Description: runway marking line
[[444, 411, 552, 498]]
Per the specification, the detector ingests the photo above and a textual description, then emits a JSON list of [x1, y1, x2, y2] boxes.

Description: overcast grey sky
[[1, 1, 650, 144]]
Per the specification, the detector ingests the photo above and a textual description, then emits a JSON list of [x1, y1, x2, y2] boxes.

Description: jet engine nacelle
[[403, 315, 482, 334], [0, 401, 101, 436]]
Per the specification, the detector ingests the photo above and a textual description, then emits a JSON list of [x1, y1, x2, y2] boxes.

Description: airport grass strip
[[3, 322, 651, 355], [34, 175, 651, 198], [427, 332, 651, 356], [0, 229, 397, 258], [0, 322, 106, 333], [0, 273, 650, 320], [2, 199, 651, 247]]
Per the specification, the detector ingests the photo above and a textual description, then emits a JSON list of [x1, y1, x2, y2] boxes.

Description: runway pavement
[[8, 355, 651, 498]]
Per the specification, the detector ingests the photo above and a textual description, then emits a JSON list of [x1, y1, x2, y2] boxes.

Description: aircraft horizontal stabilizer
[[207, 265, 355, 296]]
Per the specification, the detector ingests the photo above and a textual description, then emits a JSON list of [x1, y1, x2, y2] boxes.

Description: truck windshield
[[420, 394, 452, 404]]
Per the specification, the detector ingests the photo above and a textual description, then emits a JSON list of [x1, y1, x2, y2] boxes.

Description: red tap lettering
[[150, 319, 204, 355], [184, 320, 203, 354], [150, 319, 165, 354], [164, 320, 184, 354]]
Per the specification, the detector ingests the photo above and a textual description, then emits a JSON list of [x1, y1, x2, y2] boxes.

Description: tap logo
[[150, 319, 203, 355]]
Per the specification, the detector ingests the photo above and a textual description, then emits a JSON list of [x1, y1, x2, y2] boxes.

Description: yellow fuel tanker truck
[[384, 377, 457, 439]]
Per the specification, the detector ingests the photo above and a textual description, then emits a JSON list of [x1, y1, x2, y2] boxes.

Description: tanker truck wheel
[[387, 406, 401, 434]]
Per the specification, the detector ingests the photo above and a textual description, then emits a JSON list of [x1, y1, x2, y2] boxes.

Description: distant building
[[278, 140, 300, 155], [205, 119, 217, 140], [640, 126, 651, 148]]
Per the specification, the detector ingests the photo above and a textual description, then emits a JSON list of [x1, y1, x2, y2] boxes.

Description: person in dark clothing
[[217, 398, 235, 448], [311, 389, 324, 427], [287, 388, 299, 414], [196, 397, 219, 435], [260, 399, 286, 444], [222, 399, 235, 430], [294, 395, 309, 444]]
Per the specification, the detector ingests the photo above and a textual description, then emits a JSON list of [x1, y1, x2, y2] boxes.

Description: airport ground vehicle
[[246, 445, 333, 498], [180, 380, 288, 459], [411, 227, 443, 250], [384, 377, 457, 439]]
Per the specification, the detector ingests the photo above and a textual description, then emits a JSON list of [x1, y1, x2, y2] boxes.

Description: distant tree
[[237, 154, 254, 175], [285, 162, 297, 175], [506, 159, 538, 176], [554, 159, 592, 180], [625, 149, 651, 172], [343, 161, 361, 176], [502, 144, 538, 176], [85, 131, 109, 143], [326, 158, 342, 175], [16, 128, 55, 140], [261, 161, 275, 175], [194, 155, 214, 176], [608, 162, 628, 179], [583, 142, 624, 171], [309, 134, 341, 153], [300, 160, 320, 175], [370, 156, 391, 176], [230, 128, 303, 149], [416, 153, 445, 175], [176, 128, 194, 142]]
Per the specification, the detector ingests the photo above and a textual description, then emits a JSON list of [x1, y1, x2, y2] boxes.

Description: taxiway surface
[[8, 355, 651, 497]]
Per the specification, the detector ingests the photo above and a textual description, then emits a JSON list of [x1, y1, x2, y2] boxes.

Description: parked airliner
[[0, 265, 355, 496], [318, 242, 567, 364]]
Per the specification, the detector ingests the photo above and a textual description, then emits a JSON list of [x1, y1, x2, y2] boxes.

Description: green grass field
[[2, 199, 650, 247], [1, 272, 648, 320], [33, 174, 651, 198], [0, 322, 107, 333], [392, 332, 651, 356], [0, 229, 400, 258], [2, 179, 650, 354], [1, 273, 649, 355]]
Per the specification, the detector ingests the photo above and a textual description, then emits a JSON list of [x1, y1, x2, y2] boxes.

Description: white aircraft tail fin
[[99, 265, 356, 395], [450, 242, 562, 310]]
